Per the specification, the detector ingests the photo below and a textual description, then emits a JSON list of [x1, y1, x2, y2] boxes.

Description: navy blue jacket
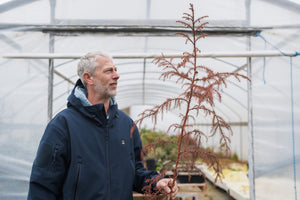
[[28, 80, 158, 200]]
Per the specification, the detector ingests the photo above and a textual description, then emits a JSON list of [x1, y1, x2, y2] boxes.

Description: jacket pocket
[[74, 158, 82, 200]]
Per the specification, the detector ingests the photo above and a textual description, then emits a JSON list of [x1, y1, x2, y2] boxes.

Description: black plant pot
[[176, 174, 205, 183], [167, 173, 205, 184]]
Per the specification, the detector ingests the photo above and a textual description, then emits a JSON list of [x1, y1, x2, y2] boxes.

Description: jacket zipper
[[105, 125, 111, 199], [74, 160, 81, 200], [51, 145, 59, 170]]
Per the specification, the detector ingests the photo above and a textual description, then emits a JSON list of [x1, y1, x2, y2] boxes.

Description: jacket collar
[[67, 79, 118, 125]]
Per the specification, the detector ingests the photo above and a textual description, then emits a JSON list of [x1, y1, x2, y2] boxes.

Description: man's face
[[92, 56, 120, 99]]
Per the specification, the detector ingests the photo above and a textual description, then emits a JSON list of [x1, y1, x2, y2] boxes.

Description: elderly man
[[28, 51, 178, 200]]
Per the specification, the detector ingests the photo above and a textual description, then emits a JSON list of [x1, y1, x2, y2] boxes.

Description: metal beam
[[3, 50, 299, 59], [53, 70, 75, 85], [52, 19, 246, 26], [0, 33, 22, 50], [0, 0, 38, 14], [0, 23, 262, 36]]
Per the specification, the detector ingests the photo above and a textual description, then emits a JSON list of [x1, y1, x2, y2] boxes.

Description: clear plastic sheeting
[[0, 0, 299, 200], [252, 55, 300, 200], [0, 59, 48, 199]]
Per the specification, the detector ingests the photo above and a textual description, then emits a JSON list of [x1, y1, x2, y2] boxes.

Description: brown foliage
[[135, 3, 249, 199]]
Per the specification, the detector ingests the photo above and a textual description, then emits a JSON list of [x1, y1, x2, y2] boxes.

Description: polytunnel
[[0, 0, 299, 199]]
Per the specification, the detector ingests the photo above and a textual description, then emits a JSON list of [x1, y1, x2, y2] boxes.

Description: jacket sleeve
[[131, 126, 161, 193], [28, 117, 69, 200]]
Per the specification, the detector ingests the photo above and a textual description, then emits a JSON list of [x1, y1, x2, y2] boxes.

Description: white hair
[[77, 51, 112, 87]]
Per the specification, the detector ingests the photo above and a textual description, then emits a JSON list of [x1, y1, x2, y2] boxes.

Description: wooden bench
[[133, 182, 207, 199], [178, 183, 207, 192]]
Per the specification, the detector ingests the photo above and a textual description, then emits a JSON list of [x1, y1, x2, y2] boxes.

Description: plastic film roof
[[0, 0, 300, 200]]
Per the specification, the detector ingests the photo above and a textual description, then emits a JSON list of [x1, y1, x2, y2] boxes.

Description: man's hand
[[156, 178, 178, 200]]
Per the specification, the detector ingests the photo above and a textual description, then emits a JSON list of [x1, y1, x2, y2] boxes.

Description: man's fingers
[[157, 178, 178, 198], [163, 183, 171, 194], [168, 179, 177, 192], [169, 180, 178, 199], [157, 179, 170, 193]]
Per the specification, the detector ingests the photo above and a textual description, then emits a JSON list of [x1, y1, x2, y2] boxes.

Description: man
[[28, 52, 178, 200]]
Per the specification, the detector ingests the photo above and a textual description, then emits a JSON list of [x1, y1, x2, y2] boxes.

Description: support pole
[[48, 0, 56, 122], [247, 37, 255, 200], [245, 0, 255, 198], [142, 58, 146, 105], [48, 57, 54, 121]]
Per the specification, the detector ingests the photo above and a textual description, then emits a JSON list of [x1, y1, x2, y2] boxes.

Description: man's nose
[[113, 71, 120, 80]]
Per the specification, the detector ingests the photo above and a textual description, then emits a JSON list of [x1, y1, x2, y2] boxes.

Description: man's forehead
[[96, 56, 115, 67]]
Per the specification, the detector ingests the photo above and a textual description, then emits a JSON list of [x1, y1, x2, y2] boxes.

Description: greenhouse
[[0, 0, 299, 199]]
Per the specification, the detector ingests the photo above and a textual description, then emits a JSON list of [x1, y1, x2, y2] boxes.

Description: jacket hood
[[67, 79, 118, 125]]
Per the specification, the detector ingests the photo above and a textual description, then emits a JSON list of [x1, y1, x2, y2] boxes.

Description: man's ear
[[83, 72, 94, 86]]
